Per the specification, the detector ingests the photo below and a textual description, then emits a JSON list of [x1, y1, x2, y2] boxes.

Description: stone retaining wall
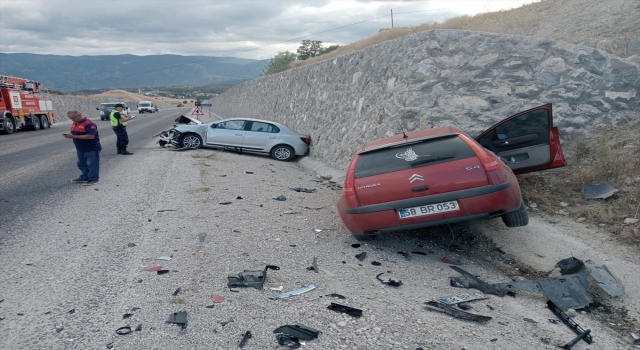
[[211, 30, 639, 172]]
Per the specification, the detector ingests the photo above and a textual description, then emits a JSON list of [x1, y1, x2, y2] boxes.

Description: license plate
[[398, 200, 459, 219]]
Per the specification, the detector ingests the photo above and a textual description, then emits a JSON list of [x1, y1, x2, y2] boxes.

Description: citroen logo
[[409, 174, 424, 183]]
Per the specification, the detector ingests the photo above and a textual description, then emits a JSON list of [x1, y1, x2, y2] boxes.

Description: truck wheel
[[40, 115, 51, 129], [31, 115, 41, 131], [2, 116, 15, 134], [501, 199, 529, 227]]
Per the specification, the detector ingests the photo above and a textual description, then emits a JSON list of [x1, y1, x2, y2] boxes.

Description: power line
[[61, 8, 447, 91]]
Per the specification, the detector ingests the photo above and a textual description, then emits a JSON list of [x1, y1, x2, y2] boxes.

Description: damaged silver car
[[156, 116, 311, 161]]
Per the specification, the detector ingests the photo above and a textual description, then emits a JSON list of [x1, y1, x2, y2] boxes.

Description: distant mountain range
[[0, 53, 269, 92]]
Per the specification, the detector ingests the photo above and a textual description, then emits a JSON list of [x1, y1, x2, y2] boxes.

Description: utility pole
[[391, 9, 394, 28]]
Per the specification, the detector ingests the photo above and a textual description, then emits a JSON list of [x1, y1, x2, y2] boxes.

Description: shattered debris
[[135, 324, 142, 332], [212, 295, 225, 303], [289, 187, 316, 193], [173, 287, 182, 296], [376, 273, 402, 287], [423, 301, 492, 323], [166, 311, 188, 328], [327, 293, 346, 299], [277, 284, 316, 299], [219, 202, 232, 205], [439, 292, 488, 305], [273, 195, 287, 201], [355, 252, 367, 261], [156, 256, 171, 261], [555, 257, 585, 275], [371, 261, 381, 266], [327, 302, 363, 318], [585, 264, 624, 297], [227, 265, 280, 290], [157, 270, 170, 275], [274, 324, 320, 347], [116, 326, 132, 335], [351, 244, 361, 248], [584, 182, 619, 199], [547, 301, 593, 345], [239, 330, 252, 348], [198, 233, 207, 242], [397, 251, 412, 260]]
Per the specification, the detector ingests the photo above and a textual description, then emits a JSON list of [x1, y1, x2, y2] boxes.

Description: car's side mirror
[[210, 123, 217, 128], [96, 107, 100, 110]]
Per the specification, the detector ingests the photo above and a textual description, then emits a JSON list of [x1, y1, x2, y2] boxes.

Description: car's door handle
[[411, 185, 430, 192], [235, 133, 243, 136]]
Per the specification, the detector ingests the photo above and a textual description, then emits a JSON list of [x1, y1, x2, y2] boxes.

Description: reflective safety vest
[[110, 110, 127, 127]]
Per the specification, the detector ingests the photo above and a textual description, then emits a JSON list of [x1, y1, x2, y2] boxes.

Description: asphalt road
[[0, 107, 191, 238]]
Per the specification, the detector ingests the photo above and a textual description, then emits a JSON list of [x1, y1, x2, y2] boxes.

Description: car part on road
[[212, 295, 225, 303], [156, 256, 171, 261], [355, 252, 366, 261], [351, 244, 361, 248], [276, 333, 301, 348], [585, 264, 624, 297], [277, 284, 316, 299], [289, 187, 316, 193], [563, 329, 591, 349], [523, 318, 537, 323], [273, 195, 286, 201], [157, 270, 170, 275], [239, 330, 252, 348], [144, 265, 162, 272], [584, 182, 618, 199], [219, 202, 232, 205], [274, 324, 320, 341], [449, 266, 505, 296], [167, 311, 188, 328], [412, 251, 427, 255], [198, 232, 207, 242], [221, 319, 234, 326], [173, 287, 182, 296], [135, 324, 142, 331], [312, 257, 318, 274], [371, 261, 381, 266], [327, 293, 346, 299], [206, 304, 215, 308], [327, 302, 363, 318], [547, 300, 593, 345], [123, 313, 133, 319], [555, 257, 585, 275], [423, 301, 492, 323], [441, 256, 462, 265], [376, 273, 402, 287], [116, 326, 132, 335], [227, 265, 280, 290], [439, 292, 489, 305]]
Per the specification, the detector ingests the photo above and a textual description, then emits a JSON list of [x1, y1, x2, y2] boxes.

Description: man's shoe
[[71, 178, 89, 183], [121, 149, 133, 155], [117, 149, 122, 154], [83, 180, 100, 186]]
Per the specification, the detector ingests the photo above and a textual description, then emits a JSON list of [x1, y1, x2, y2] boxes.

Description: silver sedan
[[166, 117, 311, 161]]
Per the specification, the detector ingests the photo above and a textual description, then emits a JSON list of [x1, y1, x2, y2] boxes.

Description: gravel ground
[[0, 136, 631, 349]]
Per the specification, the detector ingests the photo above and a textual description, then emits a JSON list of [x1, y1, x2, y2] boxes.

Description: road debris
[[206, 304, 215, 308], [355, 252, 367, 261], [227, 265, 280, 290], [221, 319, 234, 326], [273, 195, 286, 201], [441, 256, 461, 265], [585, 264, 624, 297], [457, 302, 471, 310], [173, 287, 182, 296], [239, 330, 252, 348], [123, 313, 133, 319], [327, 302, 363, 318], [134, 324, 142, 331], [219, 202, 232, 205], [376, 273, 402, 287], [156, 256, 171, 261], [439, 292, 488, 305], [289, 187, 316, 193], [246, 171, 254, 174], [236, 196, 243, 199], [116, 326, 132, 335], [198, 232, 207, 242], [327, 293, 346, 299], [523, 318, 537, 324], [398, 251, 412, 260], [371, 261, 381, 266], [563, 329, 591, 349], [351, 244, 361, 248], [157, 270, 170, 275], [157, 209, 176, 212], [423, 301, 492, 323], [166, 311, 188, 328], [584, 182, 619, 199], [555, 257, 585, 275], [277, 284, 316, 299], [312, 257, 318, 273], [547, 301, 593, 345], [274, 324, 320, 348]]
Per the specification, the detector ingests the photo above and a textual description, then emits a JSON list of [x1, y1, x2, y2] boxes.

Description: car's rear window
[[355, 135, 476, 178]]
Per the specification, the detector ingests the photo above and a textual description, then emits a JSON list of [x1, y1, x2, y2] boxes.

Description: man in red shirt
[[63, 110, 102, 186]]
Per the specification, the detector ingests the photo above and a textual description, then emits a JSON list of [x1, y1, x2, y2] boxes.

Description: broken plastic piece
[[376, 273, 402, 287], [206, 304, 215, 308], [116, 326, 132, 335], [227, 265, 280, 290], [239, 330, 252, 348], [449, 266, 505, 296], [412, 251, 427, 255], [327, 293, 346, 299], [441, 256, 461, 265], [457, 302, 471, 310], [584, 182, 618, 199], [327, 302, 363, 318], [312, 257, 318, 273], [123, 313, 133, 319], [273, 195, 286, 201], [494, 273, 592, 310], [156, 256, 171, 261], [563, 329, 591, 349], [398, 251, 412, 260], [221, 319, 234, 326], [219, 202, 232, 205], [547, 300, 593, 345], [198, 233, 207, 242], [157, 270, 170, 275], [555, 257, 586, 275], [424, 301, 492, 323], [523, 318, 537, 324], [212, 295, 224, 303], [371, 261, 381, 266], [355, 252, 367, 261], [166, 311, 188, 328], [289, 187, 316, 193], [277, 284, 316, 299], [134, 324, 142, 331], [276, 334, 301, 348], [351, 244, 361, 248], [273, 324, 320, 341], [144, 265, 161, 272], [439, 292, 488, 305], [173, 287, 182, 296], [585, 263, 624, 297]]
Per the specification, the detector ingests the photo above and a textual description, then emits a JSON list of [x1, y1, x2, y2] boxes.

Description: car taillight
[[458, 134, 502, 171], [300, 137, 311, 145], [343, 155, 359, 196]]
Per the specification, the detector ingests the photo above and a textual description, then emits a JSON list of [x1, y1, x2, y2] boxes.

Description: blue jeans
[[77, 150, 100, 181]]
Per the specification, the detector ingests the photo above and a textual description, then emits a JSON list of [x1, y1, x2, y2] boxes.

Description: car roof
[[359, 126, 464, 154]]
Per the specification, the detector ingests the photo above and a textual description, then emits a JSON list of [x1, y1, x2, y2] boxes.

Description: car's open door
[[475, 104, 567, 175]]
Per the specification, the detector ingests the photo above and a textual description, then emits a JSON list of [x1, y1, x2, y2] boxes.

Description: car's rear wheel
[[501, 199, 529, 227], [271, 145, 294, 161], [180, 133, 202, 149], [40, 115, 50, 129], [353, 234, 377, 241]]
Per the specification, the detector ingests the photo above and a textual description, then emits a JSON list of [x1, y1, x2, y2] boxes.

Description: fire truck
[[0, 75, 55, 135]]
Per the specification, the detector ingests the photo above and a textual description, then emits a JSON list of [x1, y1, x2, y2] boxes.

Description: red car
[[338, 104, 567, 240]]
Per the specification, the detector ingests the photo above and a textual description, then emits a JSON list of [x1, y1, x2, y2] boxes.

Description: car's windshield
[[101, 103, 118, 109], [139, 102, 151, 107]]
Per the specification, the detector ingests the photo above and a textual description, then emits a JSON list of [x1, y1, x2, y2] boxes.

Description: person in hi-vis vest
[[110, 103, 133, 155]]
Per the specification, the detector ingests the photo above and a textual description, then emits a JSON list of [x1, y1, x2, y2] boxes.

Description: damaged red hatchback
[[338, 104, 567, 240]]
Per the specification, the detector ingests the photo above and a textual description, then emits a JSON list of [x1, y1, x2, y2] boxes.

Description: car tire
[[40, 115, 50, 129], [31, 115, 41, 130], [180, 133, 203, 149], [271, 145, 295, 161], [501, 199, 529, 227], [353, 234, 377, 241], [2, 116, 15, 134]]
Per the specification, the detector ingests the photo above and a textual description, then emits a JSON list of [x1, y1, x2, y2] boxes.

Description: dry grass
[[290, 0, 638, 70], [519, 120, 640, 246]]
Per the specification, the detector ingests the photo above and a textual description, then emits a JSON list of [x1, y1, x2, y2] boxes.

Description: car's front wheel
[[180, 133, 202, 149], [271, 145, 295, 161], [501, 199, 529, 227]]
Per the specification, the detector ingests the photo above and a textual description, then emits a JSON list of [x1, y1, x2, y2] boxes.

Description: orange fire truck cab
[[0, 75, 55, 134]]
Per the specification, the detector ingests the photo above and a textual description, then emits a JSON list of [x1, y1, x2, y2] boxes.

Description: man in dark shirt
[[110, 103, 133, 155], [63, 110, 102, 185]]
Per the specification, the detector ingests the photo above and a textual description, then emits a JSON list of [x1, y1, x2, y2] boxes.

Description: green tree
[[263, 51, 297, 76], [319, 45, 340, 56], [297, 40, 323, 60]]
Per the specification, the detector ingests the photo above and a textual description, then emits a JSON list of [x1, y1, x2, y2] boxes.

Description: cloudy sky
[[0, 0, 537, 60]]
